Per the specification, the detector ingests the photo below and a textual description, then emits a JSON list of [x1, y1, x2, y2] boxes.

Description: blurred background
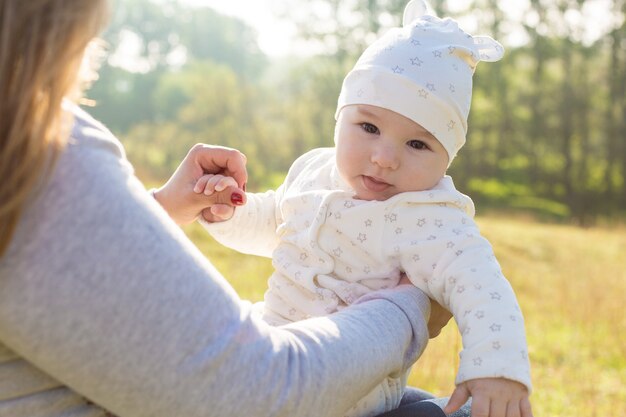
[[86, 2, 626, 415], [89, 0, 626, 226]]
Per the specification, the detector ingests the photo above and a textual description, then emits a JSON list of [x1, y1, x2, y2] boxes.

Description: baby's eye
[[407, 139, 429, 150], [361, 123, 379, 134]]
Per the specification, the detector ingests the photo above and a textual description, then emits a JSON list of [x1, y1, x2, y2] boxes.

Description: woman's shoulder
[[65, 102, 127, 161]]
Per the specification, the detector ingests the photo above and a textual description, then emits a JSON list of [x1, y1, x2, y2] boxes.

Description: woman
[[0, 1, 453, 416]]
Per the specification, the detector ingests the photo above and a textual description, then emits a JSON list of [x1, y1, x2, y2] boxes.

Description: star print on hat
[[335, 0, 504, 164]]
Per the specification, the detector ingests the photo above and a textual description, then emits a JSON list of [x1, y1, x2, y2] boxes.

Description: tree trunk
[[619, 0, 626, 209], [560, 37, 574, 210]]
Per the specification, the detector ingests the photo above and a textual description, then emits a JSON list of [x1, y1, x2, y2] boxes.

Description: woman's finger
[[210, 204, 235, 220], [189, 144, 248, 188]]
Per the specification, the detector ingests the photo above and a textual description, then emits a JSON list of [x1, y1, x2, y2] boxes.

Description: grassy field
[[184, 216, 626, 417]]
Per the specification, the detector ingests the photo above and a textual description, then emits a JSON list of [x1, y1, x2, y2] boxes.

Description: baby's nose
[[371, 143, 400, 169]]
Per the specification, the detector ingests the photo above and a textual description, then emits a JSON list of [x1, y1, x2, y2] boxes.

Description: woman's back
[[0, 343, 104, 417], [0, 109, 122, 416]]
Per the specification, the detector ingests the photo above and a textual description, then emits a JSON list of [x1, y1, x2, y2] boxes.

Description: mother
[[0, 1, 453, 416]]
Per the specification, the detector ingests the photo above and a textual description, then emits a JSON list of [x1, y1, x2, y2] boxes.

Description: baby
[[186, 2, 532, 416]]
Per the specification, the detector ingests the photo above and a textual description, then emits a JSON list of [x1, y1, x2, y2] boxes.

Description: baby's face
[[335, 104, 449, 201]]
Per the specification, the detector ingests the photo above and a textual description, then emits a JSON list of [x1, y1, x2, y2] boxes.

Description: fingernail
[[231, 192, 244, 205]]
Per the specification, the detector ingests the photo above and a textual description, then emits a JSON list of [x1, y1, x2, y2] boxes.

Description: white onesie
[[204, 147, 531, 417]]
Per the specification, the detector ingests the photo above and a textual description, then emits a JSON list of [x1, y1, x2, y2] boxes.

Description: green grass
[[183, 216, 626, 417]]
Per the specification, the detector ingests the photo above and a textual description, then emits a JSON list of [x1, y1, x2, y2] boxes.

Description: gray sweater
[[0, 106, 431, 417]]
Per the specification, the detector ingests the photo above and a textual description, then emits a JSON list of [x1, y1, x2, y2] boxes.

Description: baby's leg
[[425, 398, 472, 417], [376, 394, 472, 417], [399, 386, 436, 406], [375, 400, 447, 417]]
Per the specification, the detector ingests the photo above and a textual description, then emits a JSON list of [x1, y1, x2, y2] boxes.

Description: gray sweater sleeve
[[0, 107, 431, 417]]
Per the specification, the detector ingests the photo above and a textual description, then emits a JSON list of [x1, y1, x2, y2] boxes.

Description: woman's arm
[[0, 111, 431, 417]]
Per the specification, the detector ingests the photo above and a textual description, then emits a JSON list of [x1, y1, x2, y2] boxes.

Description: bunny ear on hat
[[402, 1, 504, 63], [473, 35, 505, 62], [402, 0, 432, 26]]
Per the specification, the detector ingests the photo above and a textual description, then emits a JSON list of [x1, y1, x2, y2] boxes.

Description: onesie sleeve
[[200, 148, 327, 257], [394, 205, 532, 391], [200, 188, 283, 258]]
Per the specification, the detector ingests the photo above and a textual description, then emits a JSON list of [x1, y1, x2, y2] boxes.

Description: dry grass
[[184, 216, 626, 417]]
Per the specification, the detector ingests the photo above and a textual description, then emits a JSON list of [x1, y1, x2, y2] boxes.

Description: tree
[[605, 0, 626, 210], [90, 0, 267, 132], [277, 0, 407, 61]]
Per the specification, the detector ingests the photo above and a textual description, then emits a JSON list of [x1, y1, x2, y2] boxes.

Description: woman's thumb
[[208, 185, 246, 206], [200, 186, 246, 223]]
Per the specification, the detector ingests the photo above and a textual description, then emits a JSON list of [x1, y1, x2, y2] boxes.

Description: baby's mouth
[[361, 175, 391, 192]]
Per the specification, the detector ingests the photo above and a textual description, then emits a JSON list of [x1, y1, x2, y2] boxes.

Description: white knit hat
[[335, 0, 504, 164]]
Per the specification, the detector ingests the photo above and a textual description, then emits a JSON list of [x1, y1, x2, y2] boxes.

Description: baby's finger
[[520, 397, 533, 417], [204, 175, 226, 195], [506, 401, 521, 417], [469, 395, 490, 417], [444, 385, 470, 414], [214, 176, 238, 192], [194, 174, 214, 193], [487, 398, 506, 417]]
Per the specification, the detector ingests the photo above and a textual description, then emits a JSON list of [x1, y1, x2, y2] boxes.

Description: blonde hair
[[0, 0, 108, 256]]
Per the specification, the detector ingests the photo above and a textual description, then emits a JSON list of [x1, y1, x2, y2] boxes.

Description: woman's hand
[[426, 298, 452, 338], [398, 274, 452, 338], [194, 174, 246, 223], [153, 144, 248, 225]]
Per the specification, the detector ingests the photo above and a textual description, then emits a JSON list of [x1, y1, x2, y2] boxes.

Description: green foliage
[[466, 178, 531, 202], [88, 0, 626, 223], [464, 176, 571, 221], [120, 61, 285, 186], [90, 0, 266, 134], [177, 8, 267, 77], [508, 196, 571, 220]]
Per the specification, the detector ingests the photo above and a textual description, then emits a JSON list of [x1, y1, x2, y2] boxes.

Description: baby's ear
[[473, 36, 505, 62], [402, 0, 433, 26]]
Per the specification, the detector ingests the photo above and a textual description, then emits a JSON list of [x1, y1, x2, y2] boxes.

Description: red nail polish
[[231, 192, 244, 205]]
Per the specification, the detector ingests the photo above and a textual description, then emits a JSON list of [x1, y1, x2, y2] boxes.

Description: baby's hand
[[444, 378, 532, 417], [194, 174, 246, 222], [153, 144, 247, 225]]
